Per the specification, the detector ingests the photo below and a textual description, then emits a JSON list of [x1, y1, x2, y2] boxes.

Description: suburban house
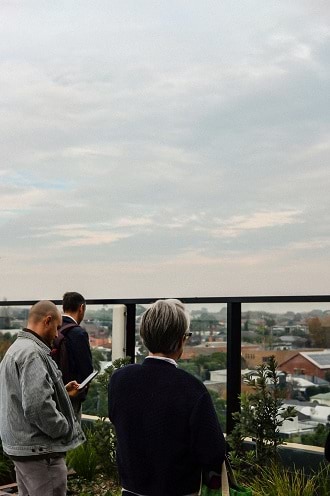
[[279, 350, 330, 380]]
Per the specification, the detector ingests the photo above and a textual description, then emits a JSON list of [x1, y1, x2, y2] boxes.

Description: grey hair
[[140, 299, 190, 354]]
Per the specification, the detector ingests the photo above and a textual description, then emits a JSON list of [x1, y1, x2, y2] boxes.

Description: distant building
[[242, 349, 318, 369], [272, 335, 308, 350], [310, 392, 330, 407], [83, 320, 110, 347], [279, 350, 330, 380]]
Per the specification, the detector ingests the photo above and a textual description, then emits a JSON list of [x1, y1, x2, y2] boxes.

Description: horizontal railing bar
[[1, 295, 330, 306]]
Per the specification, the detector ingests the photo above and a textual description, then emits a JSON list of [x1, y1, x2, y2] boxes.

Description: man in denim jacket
[[0, 300, 85, 496]]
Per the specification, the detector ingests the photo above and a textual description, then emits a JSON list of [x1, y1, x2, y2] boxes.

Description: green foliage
[[208, 389, 226, 430], [84, 306, 113, 328], [301, 423, 330, 447], [0, 333, 16, 362], [304, 385, 330, 400], [313, 462, 330, 496], [83, 357, 131, 417], [80, 357, 131, 484], [67, 473, 120, 495], [66, 431, 98, 481], [308, 317, 326, 347], [249, 463, 316, 496], [97, 357, 131, 394], [248, 462, 330, 496], [0, 440, 13, 484], [180, 352, 227, 381], [91, 348, 106, 372], [228, 356, 297, 468], [88, 419, 119, 482]]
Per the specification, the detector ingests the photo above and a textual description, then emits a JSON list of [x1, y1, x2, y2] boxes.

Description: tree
[[0, 334, 16, 362], [301, 423, 330, 447], [179, 352, 227, 381], [305, 385, 330, 401], [208, 389, 226, 430], [83, 357, 131, 417], [308, 317, 326, 347], [228, 356, 297, 465], [91, 348, 105, 372]]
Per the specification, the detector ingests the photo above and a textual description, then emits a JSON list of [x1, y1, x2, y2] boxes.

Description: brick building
[[279, 350, 330, 380]]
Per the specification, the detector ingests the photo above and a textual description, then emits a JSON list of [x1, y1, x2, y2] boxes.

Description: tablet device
[[78, 370, 99, 390]]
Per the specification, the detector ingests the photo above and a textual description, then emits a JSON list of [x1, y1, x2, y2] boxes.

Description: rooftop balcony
[[0, 295, 330, 494], [2, 294, 330, 433]]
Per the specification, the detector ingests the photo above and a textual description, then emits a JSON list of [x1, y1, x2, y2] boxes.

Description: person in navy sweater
[[108, 299, 226, 496], [325, 430, 330, 462], [61, 292, 93, 420]]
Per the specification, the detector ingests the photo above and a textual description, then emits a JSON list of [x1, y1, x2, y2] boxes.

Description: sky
[[0, 1, 330, 303]]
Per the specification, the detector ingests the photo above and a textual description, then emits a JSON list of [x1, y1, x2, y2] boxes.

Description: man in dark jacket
[[108, 299, 226, 496], [325, 431, 330, 462], [60, 291, 93, 420]]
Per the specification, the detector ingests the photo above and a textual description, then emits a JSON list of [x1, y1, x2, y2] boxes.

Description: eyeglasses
[[184, 332, 192, 339]]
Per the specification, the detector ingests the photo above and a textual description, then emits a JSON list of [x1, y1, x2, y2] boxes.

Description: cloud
[[0, 1, 329, 298], [211, 210, 303, 238], [0, 188, 47, 213]]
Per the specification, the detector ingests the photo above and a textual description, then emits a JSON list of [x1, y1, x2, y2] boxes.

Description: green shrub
[[312, 462, 330, 496], [0, 440, 13, 484], [66, 432, 98, 481], [88, 418, 119, 483], [228, 356, 297, 470], [251, 463, 316, 496]]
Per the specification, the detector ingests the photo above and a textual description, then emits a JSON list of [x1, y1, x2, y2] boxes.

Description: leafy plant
[[66, 431, 98, 481], [76, 356, 131, 486], [0, 440, 14, 484], [83, 356, 131, 417], [250, 463, 316, 496], [88, 418, 118, 482], [312, 462, 330, 496], [97, 357, 131, 394], [228, 356, 297, 470], [88, 357, 131, 481], [301, 423, 330, 447]]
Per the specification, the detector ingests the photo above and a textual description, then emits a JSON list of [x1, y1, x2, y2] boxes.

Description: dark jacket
[[108, 358, 226, 496], [62, 316, 93, 397], [325, 431, 330, 462]]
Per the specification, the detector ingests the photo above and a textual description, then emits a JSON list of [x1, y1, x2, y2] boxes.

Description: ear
[[44, 315, 52, 326]]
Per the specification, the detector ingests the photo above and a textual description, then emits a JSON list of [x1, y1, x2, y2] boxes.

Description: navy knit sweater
[[108, 358, 226, 496]]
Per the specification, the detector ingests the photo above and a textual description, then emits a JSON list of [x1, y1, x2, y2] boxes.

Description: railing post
[[126, 304, 136, 363], [226, 302, 241, 435]]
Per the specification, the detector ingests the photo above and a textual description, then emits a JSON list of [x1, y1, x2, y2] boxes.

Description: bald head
[[28, 300, 61, 346], [29, 301, 59, 324]]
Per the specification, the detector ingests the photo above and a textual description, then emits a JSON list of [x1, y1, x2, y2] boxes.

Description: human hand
[[65, 380, 80, 397]]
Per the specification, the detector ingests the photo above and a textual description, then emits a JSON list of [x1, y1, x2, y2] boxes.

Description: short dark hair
[[62, 292, 85, 312], [140, 299, 190, 354]]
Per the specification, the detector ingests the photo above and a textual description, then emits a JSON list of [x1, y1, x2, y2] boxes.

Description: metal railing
[[1, 294, 330, 433]]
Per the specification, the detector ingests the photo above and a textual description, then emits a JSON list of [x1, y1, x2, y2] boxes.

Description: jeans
[[14, 456, 67, 496]]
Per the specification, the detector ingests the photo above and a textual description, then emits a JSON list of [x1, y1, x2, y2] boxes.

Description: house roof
[[300, 350, 330, 369], [310, 392, 330, 400]]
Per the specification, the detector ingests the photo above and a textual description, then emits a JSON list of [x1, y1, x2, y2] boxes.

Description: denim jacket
[[0, 330, 85, 457]]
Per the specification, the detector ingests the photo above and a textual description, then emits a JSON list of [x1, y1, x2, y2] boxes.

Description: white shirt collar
[[62, 314, 78, 325], [145, 356, 178, 367]]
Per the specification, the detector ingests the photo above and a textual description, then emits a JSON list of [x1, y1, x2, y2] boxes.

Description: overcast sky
[[0, 1, 330, 304]]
